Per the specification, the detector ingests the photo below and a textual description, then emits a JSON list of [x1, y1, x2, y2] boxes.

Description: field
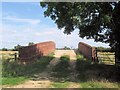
[[97, 52, 115, 65], [0, 51, 18, 61], [1, 50, 120, 88]]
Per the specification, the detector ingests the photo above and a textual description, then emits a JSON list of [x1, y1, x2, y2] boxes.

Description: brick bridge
[[19, 41, 99, 63]]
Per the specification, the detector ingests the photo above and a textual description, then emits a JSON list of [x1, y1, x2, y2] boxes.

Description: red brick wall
[[78, 42, 97, 61], [19, 41, 55, 62]]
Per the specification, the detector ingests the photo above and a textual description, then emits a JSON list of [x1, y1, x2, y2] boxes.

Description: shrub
[[60, 55, 70, 61], [2, 55, 54, 77], [2, 48, 8, 51], [52, 55, 70, 77], [76, 54, 84, 60]]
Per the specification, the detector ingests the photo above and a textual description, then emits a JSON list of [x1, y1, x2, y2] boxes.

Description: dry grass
[[97, 52, 115, 65], [0, 51, 18, 54], [1, 51, 18, 61]]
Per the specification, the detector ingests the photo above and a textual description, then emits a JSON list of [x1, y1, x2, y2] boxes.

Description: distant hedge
[[96, 47, 115, 52]]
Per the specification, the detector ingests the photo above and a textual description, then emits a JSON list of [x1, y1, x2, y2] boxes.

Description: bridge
[[18, 41, 117, 64]]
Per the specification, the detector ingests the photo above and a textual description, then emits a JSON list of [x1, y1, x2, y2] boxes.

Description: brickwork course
[[78, 42, 98, 61], [19, 41, 55, 62]]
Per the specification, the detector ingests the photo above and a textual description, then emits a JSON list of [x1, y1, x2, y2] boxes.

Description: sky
[[1, 2, 110, 49]]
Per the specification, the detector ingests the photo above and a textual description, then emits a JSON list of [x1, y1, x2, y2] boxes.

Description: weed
[[60, 55, 70, 61], [52, 55, 71, 77]]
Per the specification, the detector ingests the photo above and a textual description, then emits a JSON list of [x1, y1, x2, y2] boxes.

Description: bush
[[2, 56, 54, 77], [2, 48, 8, 51], [60, 55, 70, 61], [97, 47, 115, 52], [52, 55, 70, 77], [76, 54, 84, 60], [75, 54, 91, 72]]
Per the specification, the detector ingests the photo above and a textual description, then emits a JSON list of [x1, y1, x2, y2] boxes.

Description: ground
[[2, 50, 80, 88], [2, 50, 120, 88]]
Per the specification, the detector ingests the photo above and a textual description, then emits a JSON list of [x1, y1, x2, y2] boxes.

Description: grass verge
[[2, 53, 54, 86], [51, 82, 70, 88], [80, 80, 119, 88], [2, 77, 28, 86]]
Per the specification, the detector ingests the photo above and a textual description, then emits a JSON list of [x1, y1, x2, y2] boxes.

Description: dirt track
[[54, 50, 76, 60]]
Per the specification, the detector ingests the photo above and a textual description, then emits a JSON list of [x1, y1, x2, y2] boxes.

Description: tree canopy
[[28, 42, 34, 46], [40, 2, 120, 63], [14, 44, 22, 51]]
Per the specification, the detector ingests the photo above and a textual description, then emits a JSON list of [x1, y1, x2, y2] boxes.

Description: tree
[[14, 44, 22, 51], [28, 42, 34, 46], [2, 48, 8, 51], [63, 46, 71, 50], [40, 2, 120, 64]]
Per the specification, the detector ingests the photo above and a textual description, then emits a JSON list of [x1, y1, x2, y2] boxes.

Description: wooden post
[[15, 53, 17, 61]]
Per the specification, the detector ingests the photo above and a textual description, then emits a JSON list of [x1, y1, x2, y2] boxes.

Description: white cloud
[[1, 22, 110, 49], [44, 31, 54, 34], [35, 31, 54, 36], [3, 16, 41, 25]]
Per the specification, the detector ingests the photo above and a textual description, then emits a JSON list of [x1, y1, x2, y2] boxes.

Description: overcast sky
[[1, 2, 110, 49]]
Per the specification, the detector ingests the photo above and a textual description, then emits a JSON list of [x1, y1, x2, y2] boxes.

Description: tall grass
[[52, 55, 71, 77], [76, 53, 120, 88], [2, 53, 54, 85], [2, 56, 54, 77]]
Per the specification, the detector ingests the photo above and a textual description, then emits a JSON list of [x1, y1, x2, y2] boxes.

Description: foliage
[[75, 54, 119, 83], [2, 53, 54, 85], [13, 44, 22, 51], [52, 55, 70, 77], [60, 55, 70, 61], [2, 77, 28, 85], [97, 47, 114, 52], [40, 2, 120, 63], [28, 42, 34, 46], [2, 48, 8, 51], [56, 46, 71, 50], [2, 56, 53, 77], [80, 80, 119, 88], [76, 54, 84, 60], [51, 82, 70, 88], [63, 46, 71, 50], [40, 2, 113, 42], [47, 52, 55, 57]]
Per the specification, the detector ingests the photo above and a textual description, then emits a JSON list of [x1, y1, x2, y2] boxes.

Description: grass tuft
[[52, 55, 71, 77], [51, 82, 70, 88], [2, 77, 28, 85]]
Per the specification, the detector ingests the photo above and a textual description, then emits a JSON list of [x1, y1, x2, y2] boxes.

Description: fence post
[[15, 53, 17, 61]]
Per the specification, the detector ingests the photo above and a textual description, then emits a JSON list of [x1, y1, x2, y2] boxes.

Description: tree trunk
[[113, 2, 120, 65], [115, 44, 120, 65]]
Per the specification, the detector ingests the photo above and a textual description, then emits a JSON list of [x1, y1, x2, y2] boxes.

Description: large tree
[[40, 2, 120, 64]]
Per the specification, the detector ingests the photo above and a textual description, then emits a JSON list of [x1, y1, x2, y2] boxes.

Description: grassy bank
[[2, 52, 54, 86], [76, 54, 120, 88]]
